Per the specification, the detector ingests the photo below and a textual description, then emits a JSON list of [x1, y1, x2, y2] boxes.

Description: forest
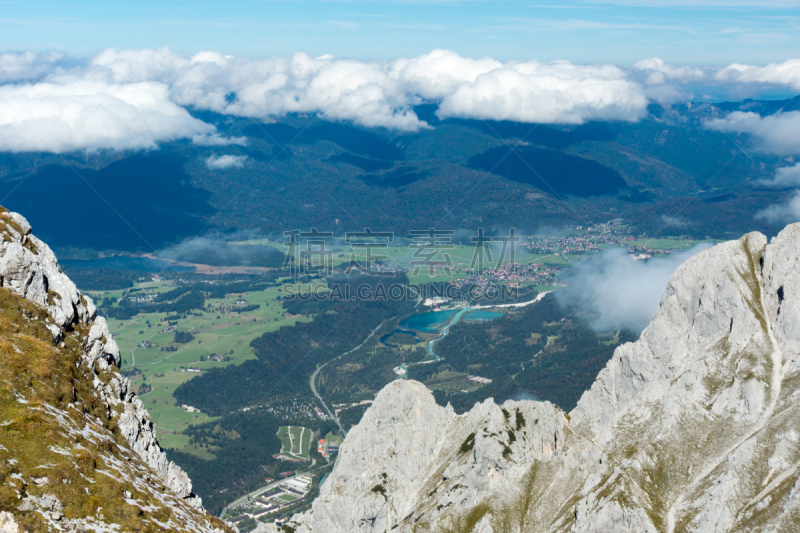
[[172, 275, 416, 414], [99, 276, 282, 320], [166, 408, 337, 515], [426, 295, 638, 413], [61, 266, 147, 290]]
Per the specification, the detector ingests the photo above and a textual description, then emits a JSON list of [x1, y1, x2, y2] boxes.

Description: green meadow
[[87, 280, 313, 457], [277, 426, 312, 461]]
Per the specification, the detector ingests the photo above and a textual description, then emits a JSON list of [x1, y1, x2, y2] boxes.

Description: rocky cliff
[[272, 224, 800, 533], [0, 207, 231, 533]]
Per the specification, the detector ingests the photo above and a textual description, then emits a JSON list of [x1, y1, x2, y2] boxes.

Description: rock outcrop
[[273, 225, 800, 532], [0, 207, 230, 532]]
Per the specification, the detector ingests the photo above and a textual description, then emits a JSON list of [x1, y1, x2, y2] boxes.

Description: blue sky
[[1, 0, 799, 66]]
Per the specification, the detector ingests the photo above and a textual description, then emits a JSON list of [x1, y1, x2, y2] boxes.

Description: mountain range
[[1, 98, 798, 255]]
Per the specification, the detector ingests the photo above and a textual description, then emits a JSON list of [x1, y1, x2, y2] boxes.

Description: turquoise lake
[[398, 310, 456, 332]]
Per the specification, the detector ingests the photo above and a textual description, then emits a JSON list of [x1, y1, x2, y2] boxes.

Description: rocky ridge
[[272, 224, 800, 533], [0, 207, 230, 532]]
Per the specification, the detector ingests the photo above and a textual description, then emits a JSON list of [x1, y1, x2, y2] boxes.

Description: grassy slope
[[0, 287, 231, 532], [277, 426, 312, 460]]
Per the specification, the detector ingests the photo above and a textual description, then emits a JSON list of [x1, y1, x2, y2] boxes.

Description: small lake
[[463, 310, 503, 322], [398, 310, 456, 332], [61, 256, 194, 273]]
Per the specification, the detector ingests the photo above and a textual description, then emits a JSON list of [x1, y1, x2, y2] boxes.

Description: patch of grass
[[372, 484, 387, 500], [515, 409, 526, 430], [460, 432, 476, 454], [0, 287, 232, 532]]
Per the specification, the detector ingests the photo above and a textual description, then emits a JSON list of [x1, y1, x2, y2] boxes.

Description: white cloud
[[661, 215, 689, 228], [705, 111, 800, 155], [629, 57, 707, 105], [756, 191, 800, 225], [715, 58, 800, 90], [389, 49, 652, 123], [758, 163, 800, 188], [633, 57, 706, 85], [556, 243, 713, 333], [389, 49, 503, 100], [0, 48, 661, 152], [0, 50, 65, 83], [192, 133, 248, 146], [84, 48, 427, 132], [435, 60, 649, 124], [206, 154, 248, 169], [0, 80, 215, 153]]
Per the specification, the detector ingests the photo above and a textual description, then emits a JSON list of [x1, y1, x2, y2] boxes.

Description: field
[[423, 369, 486, 394], [230, 239, 576, 283], [85, 278, 312, 458], [277, 426, 312, 461], [323, 432, 343, 446]]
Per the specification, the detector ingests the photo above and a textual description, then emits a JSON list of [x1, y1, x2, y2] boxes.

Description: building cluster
[[228, 474, 313, 527], [468, 376, 493, 385], [627, 245, 674, 256], [525, 233, 628, 255], [449, 262, 565, 291], [128, 293, 156, 303], [524, 221, 682, 259], [253, 400, 318, 420], [317, 438, 341, 459]]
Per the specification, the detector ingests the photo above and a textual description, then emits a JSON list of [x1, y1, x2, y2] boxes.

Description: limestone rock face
[[273, 225, 800, 533], [0, 208, 220, 530]]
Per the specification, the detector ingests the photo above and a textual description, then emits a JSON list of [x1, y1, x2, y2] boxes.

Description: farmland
[[86, 277, 312, 457]]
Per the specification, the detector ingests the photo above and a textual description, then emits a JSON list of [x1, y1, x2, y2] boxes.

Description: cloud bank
[[0, 50, 66, 84], [716, 59, 800, 91], [706, 111, 800, 156], [557, 244, 713, 333], [0, 80, 216, 152], [758, 163, 800, 189], [756, 191, 800, 225], [1, 49, 800, 152]]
